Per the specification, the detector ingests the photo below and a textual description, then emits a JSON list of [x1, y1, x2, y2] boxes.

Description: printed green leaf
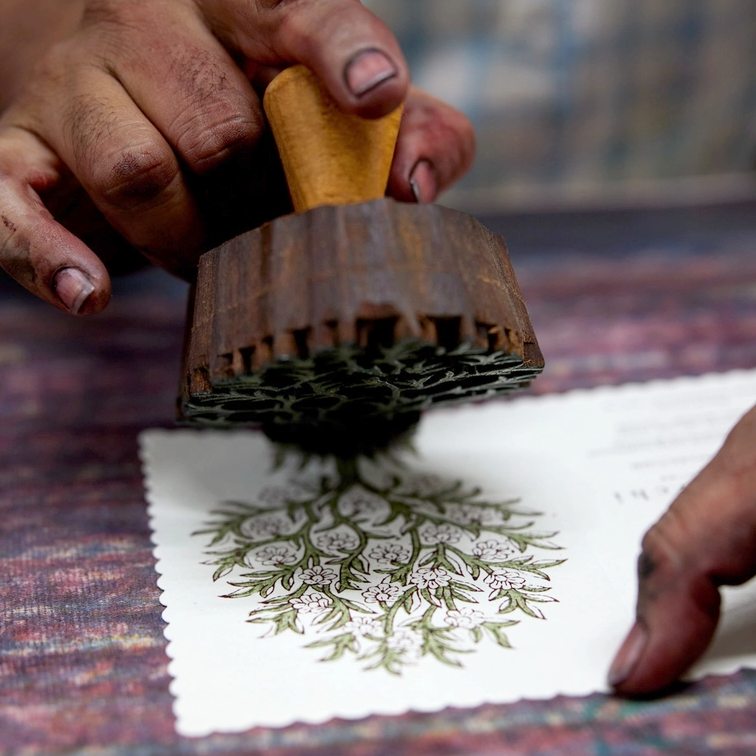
[[197, 454, 565, 675]]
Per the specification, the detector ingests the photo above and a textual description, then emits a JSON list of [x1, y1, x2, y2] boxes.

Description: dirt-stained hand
[[609, 404, 756, 695], [0, 0, 474, 314]]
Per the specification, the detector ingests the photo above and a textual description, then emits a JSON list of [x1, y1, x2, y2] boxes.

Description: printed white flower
[[473, 539, 517, 562], [386, 629, 422, 655], [254, 545, 298, 566], [445, 503, 501, 526], [315, 531, 359, 553], [290, 594, 331, 614], [338, 487, 386, 518], [445, 607, 486, 629], [421, 524, 462, 545], [300, 565, 337, 585], [409, 567, 452, 590], [362, 582, 404, 604], [368, 543, 410, 565], [485, 569, 526, 591], [240, 513, 289, 539], [344, 615, 383, 636]]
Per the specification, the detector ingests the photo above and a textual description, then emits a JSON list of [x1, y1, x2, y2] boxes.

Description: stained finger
[[204, 0, 409, 118], [0, 126, 110, 314], [26, 53, 204, 276], [610, 406, 756, 695], [387, 87, 475, 204], [95, 1, 265, 175]]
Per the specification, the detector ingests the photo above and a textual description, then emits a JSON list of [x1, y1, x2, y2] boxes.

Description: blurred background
[[365, 0, 756, 212]]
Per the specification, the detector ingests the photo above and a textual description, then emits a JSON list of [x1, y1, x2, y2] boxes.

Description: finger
[[609, 405, 756, 695], [387, 88, 476, 204], [203, 0, 409, 118], [86, 0, 265, 175], [24, 47, 204, 277], [0, 126, 110, 314], [42, 177, 150, 275]]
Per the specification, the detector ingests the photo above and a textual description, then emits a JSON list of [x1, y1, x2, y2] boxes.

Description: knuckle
[[640, 518, 679, 574], [93, 143, 180, 209], [176, 111, 262, 172], [638, 506, 692, 588]]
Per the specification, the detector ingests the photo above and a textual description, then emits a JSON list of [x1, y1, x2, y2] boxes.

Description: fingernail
[[345, 49, 397, 97], [409, 160, 437, 204], [608, 620, 648, 688], [53, 267, 95, 314]]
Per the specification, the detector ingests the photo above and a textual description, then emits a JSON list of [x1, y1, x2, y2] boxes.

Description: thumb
[[609, 404, 756, 695], [203, 0, 409, 118]]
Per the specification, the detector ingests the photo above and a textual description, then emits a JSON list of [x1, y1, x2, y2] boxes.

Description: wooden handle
[[263, 65, 403, 213]]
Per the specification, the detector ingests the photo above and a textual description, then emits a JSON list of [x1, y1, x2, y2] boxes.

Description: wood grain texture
[[263, 65, 403, 212], [179, 198, 544, 451]]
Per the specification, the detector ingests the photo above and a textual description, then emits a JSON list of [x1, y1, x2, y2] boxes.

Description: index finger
[[609, 405, 756, 695]]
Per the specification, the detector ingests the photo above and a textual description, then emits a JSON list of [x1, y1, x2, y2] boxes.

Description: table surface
[[3, 201, 756, 756]]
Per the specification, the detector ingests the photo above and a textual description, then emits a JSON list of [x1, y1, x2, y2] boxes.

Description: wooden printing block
[[178, 67, 544, 456]]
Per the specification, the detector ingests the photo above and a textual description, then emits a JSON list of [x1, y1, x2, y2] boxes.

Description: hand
[[0, 0, 474, 315], [609, 404, 756, 695]]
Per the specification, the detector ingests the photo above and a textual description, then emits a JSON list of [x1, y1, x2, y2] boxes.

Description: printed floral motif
[[409, 567, 453, 590], [485, 569, 526, 592], [344, 616, 383, 636], [315, 531, 359, 553], [472, 539, 517, 562], [300, 566, 337, 585], [290, 594, 331, 614], [420, 524, 462, 545], [255, 546, 298, 566], [240, 513, 289, 540], [368, 543, 410, 565], [445, 503, 503, 526], [199, 457, 564, 674], [338, 487, 387, 518], [362, 582, 404, 604], [385, 629, 423, 663], [445, 608, 486, 629]]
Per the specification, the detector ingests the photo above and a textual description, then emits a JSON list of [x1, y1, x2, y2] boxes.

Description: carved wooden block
[[178, 198, 543, 456]]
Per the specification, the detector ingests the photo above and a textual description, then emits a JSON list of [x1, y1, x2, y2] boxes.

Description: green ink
[[197, 456, 565, 674]]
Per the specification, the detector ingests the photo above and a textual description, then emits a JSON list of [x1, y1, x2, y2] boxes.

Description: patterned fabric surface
[[364, 0, 756, 208], [2, 201, 756, 755]]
